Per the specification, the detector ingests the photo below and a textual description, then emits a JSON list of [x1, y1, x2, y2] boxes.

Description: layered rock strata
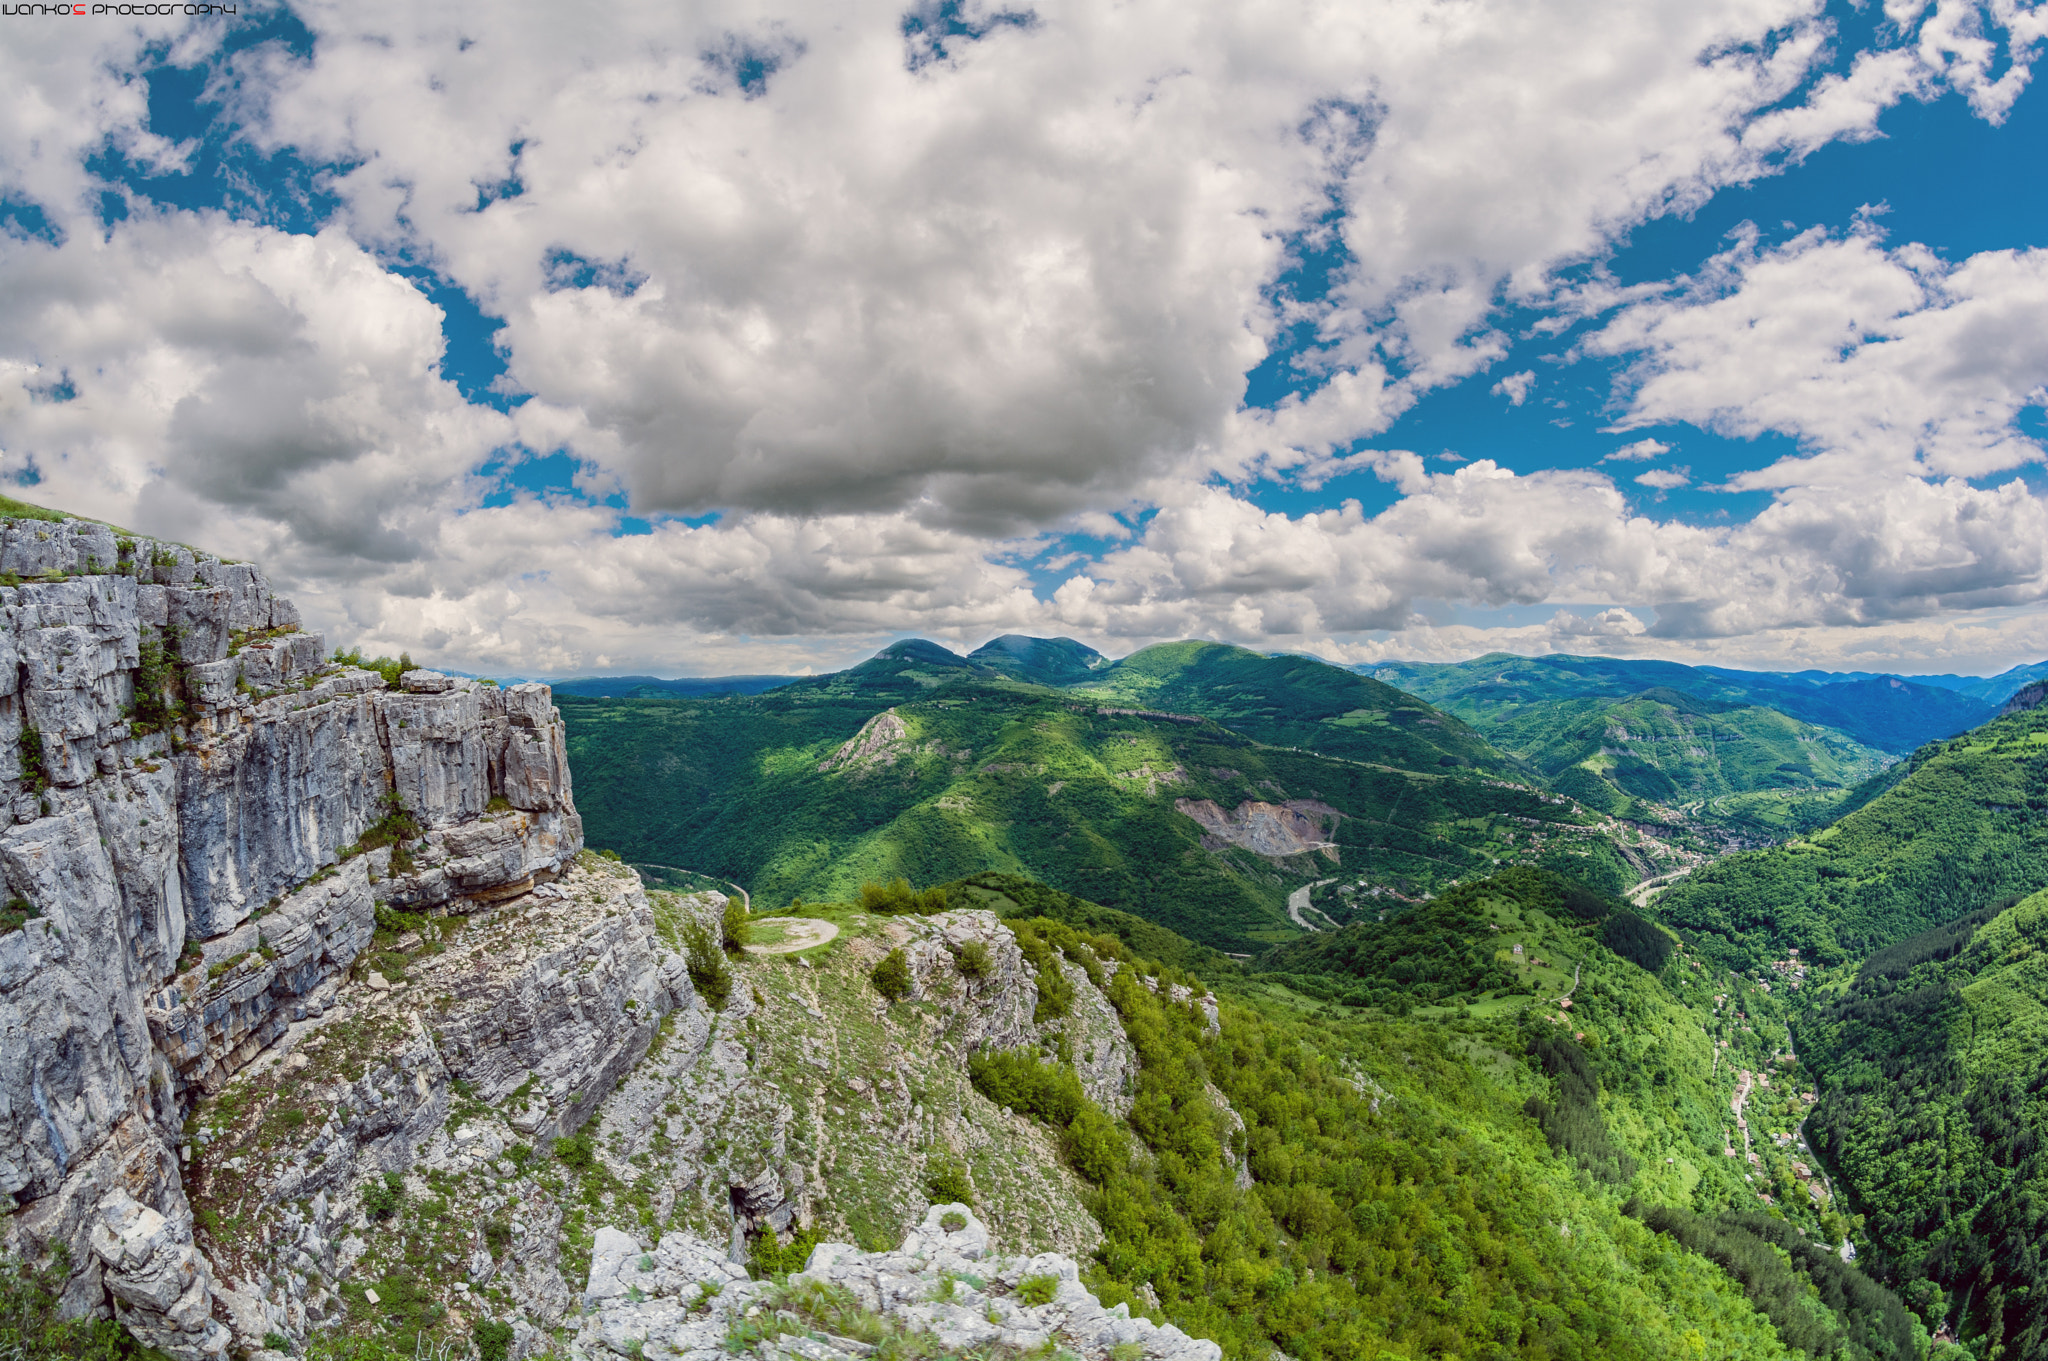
[[0, 517, 584, 1357], [2, 515, 1211, 1361]]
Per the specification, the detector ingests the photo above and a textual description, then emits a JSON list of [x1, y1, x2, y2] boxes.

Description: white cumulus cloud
[[1605, 438, 1670, 461], [1634, 467, 1691, 489], [1492, 370, 1536, 406], [1, 0, 2047, 674]]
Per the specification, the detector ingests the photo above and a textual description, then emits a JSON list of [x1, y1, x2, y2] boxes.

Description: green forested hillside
[[1651, 704, 2048, 965], [1071, 640, 1527, 778], [561, 640, 1659, 951], [1465, 686, 1891, 827], [562, 677, 1632, 951], [966, 633, 1110, 684], [951, 866, 1920, 1359], [1797, 891, 2048, 1356]]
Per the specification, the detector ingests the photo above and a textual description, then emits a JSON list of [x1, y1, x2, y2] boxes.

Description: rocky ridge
[[3, 513, 1219, 1361], [0, 517, 583, 1356], [577, 1204, 1221, 1361]]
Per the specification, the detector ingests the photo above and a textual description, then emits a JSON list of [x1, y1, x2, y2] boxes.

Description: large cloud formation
[[2, 0, 2047, 674]]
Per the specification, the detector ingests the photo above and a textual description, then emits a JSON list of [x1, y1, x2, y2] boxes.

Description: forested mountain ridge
[[560, 666, 1654, 951], [1367, 652, 1997, 755], [1649, 703, 2048, 967], [1796, 890, 2048, 1356], [1428, 685, 1892, 829], [1066, 640, 1528, 779]]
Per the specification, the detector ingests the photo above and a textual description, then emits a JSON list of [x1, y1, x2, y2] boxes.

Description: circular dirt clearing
[[743, 918, 841, 954]]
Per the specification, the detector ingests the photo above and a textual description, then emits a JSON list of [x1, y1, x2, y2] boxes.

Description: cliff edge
[[0, 514, 1211, 1361], [0, 517, 586, 1357]]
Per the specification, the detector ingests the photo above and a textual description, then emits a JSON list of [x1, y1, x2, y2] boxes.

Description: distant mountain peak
[[872, 638, 972, 665], [967, 634, 1107, 684]]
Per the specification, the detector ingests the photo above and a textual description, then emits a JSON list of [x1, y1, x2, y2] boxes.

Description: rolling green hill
[[1368, 652, 1995, 755], [966, 633, 1111, 685], [1070, 640, 1527, 778], [1649, 704, 2048, 966], [1798, 891, 2048, 1356], [560, 642, 1658, 951], [1466, 686, 1892, 827], [563, 681, 1638, 952]]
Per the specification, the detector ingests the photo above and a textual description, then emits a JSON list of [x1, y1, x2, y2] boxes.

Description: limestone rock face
[[0, 516, 586, 1358], [0, 516, 1223, 1361], [578, 1204, 1222, 1361], [90, 1190, 233, 1360], [1051, 958, 1139, 1117], [896, 910, 1039, 1054]]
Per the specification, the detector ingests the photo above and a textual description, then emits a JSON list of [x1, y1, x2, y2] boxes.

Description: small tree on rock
[[721, 899, 751, 953], [872, 948, 912, 1002], [682, 920, 731, 1009]]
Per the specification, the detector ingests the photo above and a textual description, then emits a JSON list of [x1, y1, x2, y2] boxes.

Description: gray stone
[[0, 515, 591, 1360]]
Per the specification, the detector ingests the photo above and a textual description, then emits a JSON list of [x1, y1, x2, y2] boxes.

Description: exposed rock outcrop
[[2001, 679, 2048, 717], [1, 515, 1218, 1361], [1173, 796, 1341, 862], [816, 710, 909, 773], [0, 516, 585, 1357], [181, 856, 687, 1341], [583, 903, 1104, 1271], [580, 1203, 1221, 1361]]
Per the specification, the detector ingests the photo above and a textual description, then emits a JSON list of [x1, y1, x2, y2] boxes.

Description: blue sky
[[4, 0, 2048, 676]]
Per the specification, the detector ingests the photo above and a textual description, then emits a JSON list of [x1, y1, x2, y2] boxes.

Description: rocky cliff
[[0, 517, 586, 1356], [1, 515, 1208, 1361]]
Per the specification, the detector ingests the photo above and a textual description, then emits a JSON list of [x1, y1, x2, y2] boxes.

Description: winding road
[[1288, 879, 1337, 932], [1626, 867, 1692, 909], [1557, 959, 1582, 1006], [630, 862, 749, 912]]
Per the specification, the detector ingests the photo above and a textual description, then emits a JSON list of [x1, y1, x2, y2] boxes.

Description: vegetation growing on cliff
[[0, 1247, 152, 1361], [918, 865, 1910, 1360]]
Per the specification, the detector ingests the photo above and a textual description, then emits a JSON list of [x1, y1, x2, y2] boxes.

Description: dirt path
[[743, 918, 840, 954], [1288, 879, 1336, 932]]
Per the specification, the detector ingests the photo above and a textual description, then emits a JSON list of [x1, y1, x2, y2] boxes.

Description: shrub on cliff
[[471, 1320, 513, 1361], [859, 879, 948, 915], [721, 899, 751, 953], [554, 1129, 597, 1172], [924, 1156, 974, 1205], [346, 794, 422, 875], [128, 625, 186, 736], [968, 1049, 1084, 1126], [362, 1171, 405, 1221], [17, 725, 49, 794], [331, 647, 416, 687], [0, 1245, 138, 1361], [871, 948, 912, 1001], [951, 940, 993, 980], [681, 920, 731, 1009]]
